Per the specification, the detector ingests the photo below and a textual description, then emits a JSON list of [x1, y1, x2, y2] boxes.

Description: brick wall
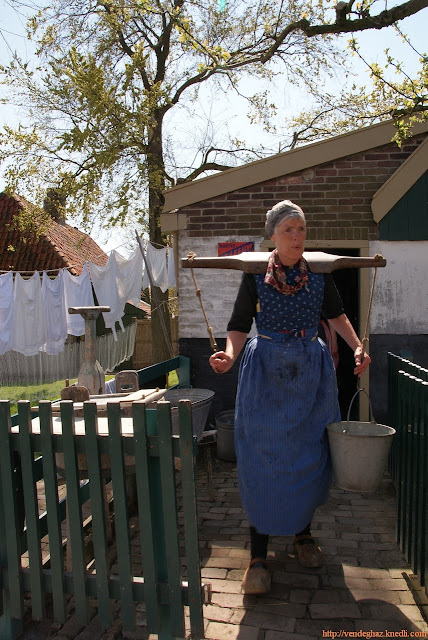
[[177, 135, 426, 341], [181, 136, 424, 243], [175, 134, 427, 419]]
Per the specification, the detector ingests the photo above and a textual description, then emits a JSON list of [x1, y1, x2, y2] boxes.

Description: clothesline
[[0, 242, 176, 357], [0, 237, 171, 276]]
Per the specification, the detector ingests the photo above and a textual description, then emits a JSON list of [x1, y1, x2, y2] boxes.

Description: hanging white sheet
[[0, 271, 15, 356], [114, 247, 143, 309], [41, 270, 68, 355], [167, 246, 176, 289], [143, 242, 169, 292], [89, 253, 124, 339], [12, 271, 47, 356], [63, 263, 95, 336]]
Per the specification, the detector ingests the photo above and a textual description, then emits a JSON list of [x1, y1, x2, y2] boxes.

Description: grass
[[0, 376, 114, 416], [167, 369, 179, 387], [1, 369, 179, 416]]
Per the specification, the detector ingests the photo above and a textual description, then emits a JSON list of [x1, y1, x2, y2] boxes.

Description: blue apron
[[234, 271, 341, 536]]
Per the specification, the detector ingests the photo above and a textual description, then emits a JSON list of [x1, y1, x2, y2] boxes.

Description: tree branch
[[98, 0, 152, 91], [261, 0, 428, 62]]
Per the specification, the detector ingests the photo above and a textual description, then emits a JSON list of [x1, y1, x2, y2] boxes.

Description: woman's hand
[[209, 351, 235, 374], [209, 331, 248, 374], [354, 345, 371, 377], [328, 315, 371, 378]]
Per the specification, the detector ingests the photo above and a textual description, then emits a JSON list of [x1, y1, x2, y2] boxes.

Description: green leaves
[[1, 0, 427, 235]]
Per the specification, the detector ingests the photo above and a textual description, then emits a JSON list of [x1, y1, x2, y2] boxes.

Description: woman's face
[[271, 216, 306, 266]]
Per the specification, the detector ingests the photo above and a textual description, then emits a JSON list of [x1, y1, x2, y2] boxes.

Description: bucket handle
[[346, 387, 376, 425]]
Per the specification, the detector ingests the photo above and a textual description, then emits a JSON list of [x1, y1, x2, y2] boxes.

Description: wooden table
[[27, 389, 167, 477]]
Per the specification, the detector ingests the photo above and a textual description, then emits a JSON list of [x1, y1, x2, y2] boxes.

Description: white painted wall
[[369, 241, 428, 335], [177, 234, 264, 340]]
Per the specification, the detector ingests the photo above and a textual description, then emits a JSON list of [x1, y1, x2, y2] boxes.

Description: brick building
[[161, 120, 428, 424]]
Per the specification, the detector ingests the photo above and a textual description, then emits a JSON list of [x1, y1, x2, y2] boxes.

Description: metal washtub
[[160, 388, 215, 441]]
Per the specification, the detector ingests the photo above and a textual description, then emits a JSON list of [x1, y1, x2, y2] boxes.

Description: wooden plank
[[0, 401, 24, 620], [137, 358, 180, 387], [39, 401, 66, 624], [178, 400, 204, 638], [181, 251, 387, 274], [156, 402, 184, 639], [408, 377, 418, 572], [400, 373, 412, 562], [18, 402, 45, 620], [177, 356, 191, 388], [414, 380, 427, 584], [107, 403, 135, 630], [132, 402, 160, 634], [423, 382, 428, 596], [119, 388, 165, 403], [84, 402, 111, 627], [141, 406, 174, 638], [50, 389, 166, 417], [407, 375, 419, 568], [0, 401, 23, 639], [60, 401, 88, 624], [397, 371, 408, 553], [12, 567, 195, 606]]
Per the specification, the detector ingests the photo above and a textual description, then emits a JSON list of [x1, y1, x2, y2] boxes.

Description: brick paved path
[[19, 452, 428, 640]]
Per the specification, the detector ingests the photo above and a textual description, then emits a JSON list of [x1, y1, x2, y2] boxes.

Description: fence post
[[388, 358, 428, 599], [422, 380, 428, 594], [0, 401, 23, 640]]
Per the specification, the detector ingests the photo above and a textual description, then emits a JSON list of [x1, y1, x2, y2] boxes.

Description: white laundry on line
[[89, 253, 124, 340], [12, 271, 47, 356], [114, 247, 144, 309], [41, 270, 68, 355], [142, 242, 176, 292], [63, 263, 95, 336], [0, 271, 14, 356]]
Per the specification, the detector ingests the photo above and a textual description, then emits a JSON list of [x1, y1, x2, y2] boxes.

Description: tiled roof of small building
[[0, 193, 108, 275]]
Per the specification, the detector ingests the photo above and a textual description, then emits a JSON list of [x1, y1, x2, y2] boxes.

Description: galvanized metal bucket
[[162, 388, 215, 441], [327, 389, 395, 493]]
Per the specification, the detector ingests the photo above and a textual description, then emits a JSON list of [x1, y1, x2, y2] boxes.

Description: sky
[[1, 0, 427, 253]]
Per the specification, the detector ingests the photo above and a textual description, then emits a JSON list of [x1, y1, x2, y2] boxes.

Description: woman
[[209, 200, 370, 595]]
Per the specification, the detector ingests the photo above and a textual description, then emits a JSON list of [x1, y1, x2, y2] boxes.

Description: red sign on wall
[[217, 242, 254, 256]]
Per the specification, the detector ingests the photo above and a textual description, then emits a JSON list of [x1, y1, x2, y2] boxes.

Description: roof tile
[[0, 193, 108, 275]]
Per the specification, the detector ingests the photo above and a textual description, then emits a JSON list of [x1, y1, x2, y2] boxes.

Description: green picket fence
[[388, 352, 428, 595], [0, 394, 207, 639]]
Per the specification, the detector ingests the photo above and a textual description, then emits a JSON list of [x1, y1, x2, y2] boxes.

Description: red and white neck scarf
[[264, 249, 309, 295]]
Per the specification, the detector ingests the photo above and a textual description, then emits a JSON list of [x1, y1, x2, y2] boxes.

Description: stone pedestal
[[68, 306, 111, 395]]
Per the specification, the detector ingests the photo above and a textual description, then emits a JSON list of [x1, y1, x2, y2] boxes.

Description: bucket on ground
[[327, 389, 395, 493], [216, 410, 236, 462]]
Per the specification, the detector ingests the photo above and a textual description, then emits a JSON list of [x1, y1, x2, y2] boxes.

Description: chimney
[[43, 188, 66, 224]]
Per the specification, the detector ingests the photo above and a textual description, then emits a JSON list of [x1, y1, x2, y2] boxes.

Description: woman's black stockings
[[250, 521, 312, 559]]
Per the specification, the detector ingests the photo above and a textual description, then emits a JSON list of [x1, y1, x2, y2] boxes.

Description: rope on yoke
[[187, 251, 218, 353], [361, 256, 381, 353]]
